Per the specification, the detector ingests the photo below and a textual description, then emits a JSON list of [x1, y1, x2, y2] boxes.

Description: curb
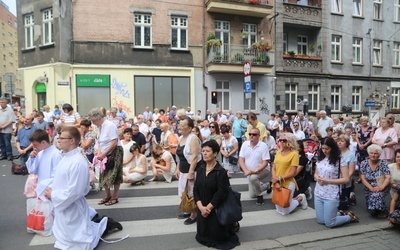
[[232, 222, 389, 250]]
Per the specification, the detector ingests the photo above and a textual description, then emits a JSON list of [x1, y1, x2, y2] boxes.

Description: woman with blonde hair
[[160, 123, 178, 161], [271, 132, 308, 215], [149, 144, 177, 183], [152, 108, 160, 121]]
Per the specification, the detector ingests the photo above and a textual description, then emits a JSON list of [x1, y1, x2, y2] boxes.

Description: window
[[331, 35, 342, 62], [373, 40, 382, 65], [216, 80, 230, 110], [215, 21, 230, 57], [285, 83, 297, 112], [353, 0, 362, 16], [392, 87, 400, 109], [42, 9, 53, 45], [308, 84, 320, 112], [395, 0, 400, 22], [24, 14, 34, 48], [134, 76, 190, 115], [134, 14, 152, 48], [374, 0, 383, 20], [352, 86, 362, 111], [352, 38, 363, 64], [243, 82, 257, 111], [331, 0, 342, 13], [171, 16, 187, 49], [297, 35, 308, 55], [394, 42, 400, 66], [331, 86, 341, 112], [242, 23, 257, 48], [2, 54, 5, 60], [283, 33, 287, 54]]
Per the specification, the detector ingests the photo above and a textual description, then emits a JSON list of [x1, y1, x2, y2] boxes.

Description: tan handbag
[[179, 181, 197, 213], [376, 166, 384, 186], [272, 186, 291, 208]]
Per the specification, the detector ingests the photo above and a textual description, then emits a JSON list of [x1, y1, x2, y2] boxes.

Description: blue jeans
[[314, 194, 350, 228], [0, 133, 12, 157]]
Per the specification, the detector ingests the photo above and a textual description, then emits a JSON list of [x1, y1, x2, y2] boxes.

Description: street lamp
[[366, 28, 372, 90]]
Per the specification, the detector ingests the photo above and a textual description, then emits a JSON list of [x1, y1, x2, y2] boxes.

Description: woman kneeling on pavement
[[194, 140, 240, 249], [272, 133, 308, 215], [314, 137, 359, 227], [360, 144, 391, 218], [149, 144, 177, 183]]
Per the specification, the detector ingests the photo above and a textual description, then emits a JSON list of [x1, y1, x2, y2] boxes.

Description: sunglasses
[[249, 133, 259, 136], [279, 139, 288, 142], [210, 126, 215, 128]]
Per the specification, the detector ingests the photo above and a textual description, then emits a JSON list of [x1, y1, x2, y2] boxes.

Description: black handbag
[[337, 157, 350, 210], [228, 156, 238, 165], [216, 187, 243, 225]]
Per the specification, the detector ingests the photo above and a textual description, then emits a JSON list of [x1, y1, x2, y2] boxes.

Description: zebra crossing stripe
[[29, 209, 316, 246]]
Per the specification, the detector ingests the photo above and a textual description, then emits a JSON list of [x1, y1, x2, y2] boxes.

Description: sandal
[[98, 197, 111, 205], [105, 198, 119, 206], [338, 210, 346, 216], [347, 211, 359, 222]]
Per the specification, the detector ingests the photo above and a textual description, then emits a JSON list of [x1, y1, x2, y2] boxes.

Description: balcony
[[283, 54, 322, 73], [207, 44, 274, 74], [206, 0, 272, 18], [283, 1, 322, 27]]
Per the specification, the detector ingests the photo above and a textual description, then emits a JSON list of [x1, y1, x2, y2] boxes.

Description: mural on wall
[[111, 78, 132, 115], [259, 97, 270, 115]]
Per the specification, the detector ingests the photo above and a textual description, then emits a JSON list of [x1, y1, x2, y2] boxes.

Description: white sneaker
[[299, 193, 308, 209], [306, 187, 313, 200]]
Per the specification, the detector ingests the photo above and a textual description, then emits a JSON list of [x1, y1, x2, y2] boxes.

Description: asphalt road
[[0, 158, 394, 250]]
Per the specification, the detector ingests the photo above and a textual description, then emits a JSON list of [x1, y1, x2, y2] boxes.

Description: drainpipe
[[202, 1, 208, 111]]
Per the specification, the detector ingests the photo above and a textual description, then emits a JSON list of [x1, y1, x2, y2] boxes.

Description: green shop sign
[[35, 82, 46, 93], [76, 75, 110, 87]]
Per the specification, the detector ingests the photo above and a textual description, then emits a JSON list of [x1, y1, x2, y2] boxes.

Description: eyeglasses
[[57, 137, 72, 140], [293, 125, 299, 127], [249, 133, 259, 136], [278, 139, 288, 142], [210, 126, 215, 128]]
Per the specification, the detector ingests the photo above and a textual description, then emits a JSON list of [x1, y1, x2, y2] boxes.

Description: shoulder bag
[[271, 183, 291, 208], [179, 180, 197, 213], [337, 158, 350, 211], [215, 170, 243, 225]]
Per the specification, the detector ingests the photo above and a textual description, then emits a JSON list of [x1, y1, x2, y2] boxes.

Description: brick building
[[0, 0, 21, 104]]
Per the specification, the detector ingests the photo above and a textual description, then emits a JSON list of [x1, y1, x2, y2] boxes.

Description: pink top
[[372, 127, 398, 160]]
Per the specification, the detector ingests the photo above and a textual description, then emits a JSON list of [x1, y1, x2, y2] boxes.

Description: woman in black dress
[[194, 140, 240, 249]]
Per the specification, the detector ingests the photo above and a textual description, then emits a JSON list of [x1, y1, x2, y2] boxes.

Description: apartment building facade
[[17, 0, 204, 116], [0, 0, 21, 104], [275, 0, 400, 120]]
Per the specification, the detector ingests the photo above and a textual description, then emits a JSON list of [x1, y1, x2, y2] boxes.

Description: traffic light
[[211, 91, 217, 104]]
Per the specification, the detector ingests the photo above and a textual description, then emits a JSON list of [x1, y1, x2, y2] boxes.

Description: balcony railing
[[206, 0, 272, 18], [208, 44, 271, 65], [283, 1, 322, 27], [283, 54, 322, 73]]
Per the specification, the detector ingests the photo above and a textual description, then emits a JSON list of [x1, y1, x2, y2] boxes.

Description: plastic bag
[[27, 198, 54, 236], [23, 174, 38, 198]]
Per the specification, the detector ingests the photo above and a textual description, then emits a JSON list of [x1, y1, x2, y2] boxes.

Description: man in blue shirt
[[116, 107, 127, 119], [16, 115, 36, 166], [131, 125, 146, 154]]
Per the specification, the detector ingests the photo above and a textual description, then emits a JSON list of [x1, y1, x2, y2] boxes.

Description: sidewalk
[[234, 222, 398, 250]]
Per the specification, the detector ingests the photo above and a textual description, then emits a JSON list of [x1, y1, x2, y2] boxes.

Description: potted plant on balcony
[[233, 53, 244, 63], [252, 41, 271, 51], [248, 0, 261, 4], [309, 44, 315, 55], [206, 33, 222, 54], [287, 50, 295, 57]]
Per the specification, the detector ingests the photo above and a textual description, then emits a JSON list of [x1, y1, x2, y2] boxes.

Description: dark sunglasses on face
[[249, 133, 259, 136], [210, 126, 215, 128], [279, 139, 288, 142]]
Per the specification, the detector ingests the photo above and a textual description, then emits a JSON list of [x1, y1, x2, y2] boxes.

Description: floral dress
[[221, 136, 239, 173], [389, 189, 400, 223], [360, 159, 390, 214], [356, 126, 374, 166]]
